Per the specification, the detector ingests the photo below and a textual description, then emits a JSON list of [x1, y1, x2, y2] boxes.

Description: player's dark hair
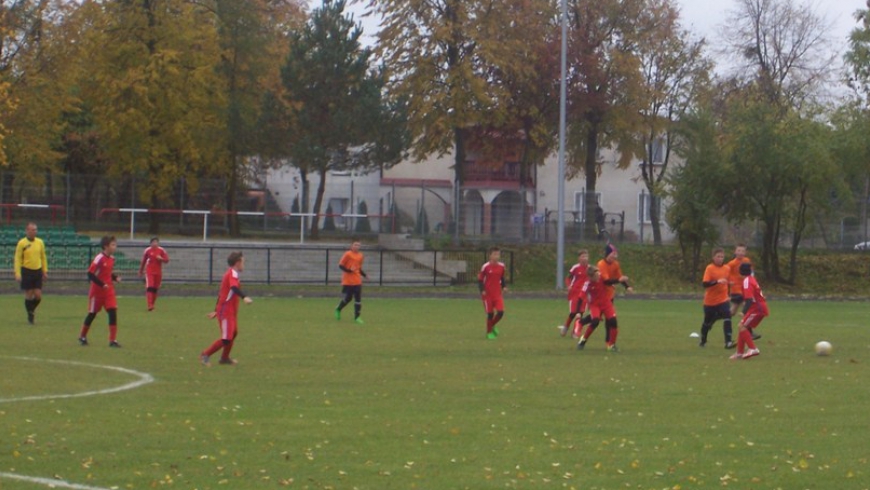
[[100, 235, 116, 250], [150, 237, 159, 244], [488, 246, 501, 255], [227, 251, 244, 267], [712, 247, 724, 256], [577, 249, 588, 256], [736, 243, 746, 249], [739, 262, 753, 276], [587, 265, 599, 277]]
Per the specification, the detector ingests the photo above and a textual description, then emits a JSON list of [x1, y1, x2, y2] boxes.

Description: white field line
[[0, 356, 155, 490], [0, 472, 115, 490], [0, 356, 154, 404]]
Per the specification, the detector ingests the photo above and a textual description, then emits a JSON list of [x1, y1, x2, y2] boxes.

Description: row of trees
[[3, 0, 870, 283], [1, 0, 406, 238]]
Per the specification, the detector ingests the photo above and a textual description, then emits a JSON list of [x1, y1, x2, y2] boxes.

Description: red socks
[[203, 339, 224, 357], [738, 329, 756, 352]]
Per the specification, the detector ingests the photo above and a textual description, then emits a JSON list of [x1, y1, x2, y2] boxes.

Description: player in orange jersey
[[725, 244, 749, 316], [335, 240, 367, 324], [699, 248, 735, 349]]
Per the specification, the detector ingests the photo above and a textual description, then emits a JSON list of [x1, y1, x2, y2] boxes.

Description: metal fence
[[0, 240, 514, 287], [3, 170, 869, 249]]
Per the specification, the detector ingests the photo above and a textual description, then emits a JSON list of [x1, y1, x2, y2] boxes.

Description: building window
[[573, 191, 602, 221], [651, 138, 665, 164], [638, 192, 662, 224]]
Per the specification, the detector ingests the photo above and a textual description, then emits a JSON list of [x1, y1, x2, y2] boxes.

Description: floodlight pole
[[556, 0, 568, 289]]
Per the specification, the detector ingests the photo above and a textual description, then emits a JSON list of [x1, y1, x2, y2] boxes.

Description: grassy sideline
[[1, 294, 869, 489]]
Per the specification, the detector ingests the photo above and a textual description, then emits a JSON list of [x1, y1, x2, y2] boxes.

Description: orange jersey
[[596, 258, 624, 302], [725, 257, 750, 295], [703, 263, 730, 306], [339, 250, 364, 286]]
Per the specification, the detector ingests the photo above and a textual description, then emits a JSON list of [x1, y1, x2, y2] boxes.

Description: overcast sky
[[335, 0, 862, 56], [678, 0, 859, 51]]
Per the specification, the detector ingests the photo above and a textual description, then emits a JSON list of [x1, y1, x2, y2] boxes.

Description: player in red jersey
[[79, 236, 122, 347], [730, 262, 767, 360], [725, 243, 760, 341], [577, 244, 632, 350], [138, 236, 170, 311], [576, 265, 622, 351], [560, 249, 589, 337], [201, 251, 253, 366], [478, 246, 506, 340]]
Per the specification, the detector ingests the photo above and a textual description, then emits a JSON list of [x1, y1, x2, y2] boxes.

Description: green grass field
[[1, 293, 868, 490]]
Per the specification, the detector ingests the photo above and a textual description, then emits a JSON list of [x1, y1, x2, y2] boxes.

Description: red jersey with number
[[141, 246, 169, 276], [566, 263, 588, 300], [88, 253, 115, 295], [478, 261, 505, 297], [742, 275, 769, 315], [215, 267, 241, 319]]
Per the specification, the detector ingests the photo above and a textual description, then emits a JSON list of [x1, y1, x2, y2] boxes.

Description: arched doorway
[[463, 190, 484, 235], [491, 191, 524, 238]]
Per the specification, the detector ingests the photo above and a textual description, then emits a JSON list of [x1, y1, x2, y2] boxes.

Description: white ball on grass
[[814, 341, 832, 356]]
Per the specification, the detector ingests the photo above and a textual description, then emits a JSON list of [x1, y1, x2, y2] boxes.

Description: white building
[[265, 143, 675, 243]]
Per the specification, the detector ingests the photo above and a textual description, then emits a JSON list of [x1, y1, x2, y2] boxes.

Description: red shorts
[[482, 294, 504, 314], [218, 315, 238, 341], [588, 301, 616, 321], [145, 273, 162, 290], [89, 289, 117, 312], [568, 297, 586, 315], [741, 308, 768, 329]]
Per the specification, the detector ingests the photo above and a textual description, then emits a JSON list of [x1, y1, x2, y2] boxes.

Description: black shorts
[[20, 267, 43, 290], [342, 285, 362, 296], [730, 294, 744, 304], [703, 302, 731, 323]]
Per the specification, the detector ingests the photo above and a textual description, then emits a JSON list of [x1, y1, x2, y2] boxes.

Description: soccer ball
[[814, 341, 832, 356]]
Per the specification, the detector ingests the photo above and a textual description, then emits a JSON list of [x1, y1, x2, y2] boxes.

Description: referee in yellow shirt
[[14, 222, 48, 324]]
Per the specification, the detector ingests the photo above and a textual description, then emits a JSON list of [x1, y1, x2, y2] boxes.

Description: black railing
[[0, 242, 514, 287]]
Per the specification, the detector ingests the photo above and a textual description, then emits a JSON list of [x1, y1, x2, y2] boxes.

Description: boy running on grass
[[201, 251, 253, 366], [335, 240, 367, 324], [560, 249, 589, 337], [730, 262, 767, 360], [576, 265, 623, 352], [479, 246, 506, 340]]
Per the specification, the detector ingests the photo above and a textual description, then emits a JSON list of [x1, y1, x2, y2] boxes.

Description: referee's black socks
[[24, 298, 41, 313]]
